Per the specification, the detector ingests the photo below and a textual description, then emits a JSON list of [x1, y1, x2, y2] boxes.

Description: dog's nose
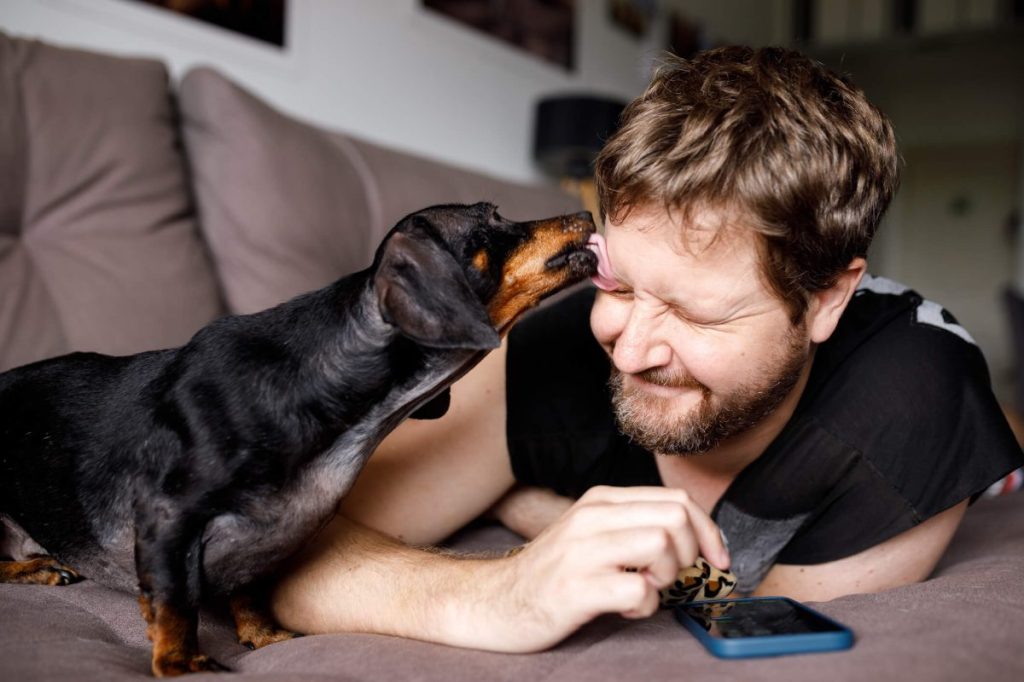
[[562, 211, 595, 233]]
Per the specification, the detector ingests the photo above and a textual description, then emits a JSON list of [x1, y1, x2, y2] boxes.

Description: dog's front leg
[[134, 501, 225, 677]]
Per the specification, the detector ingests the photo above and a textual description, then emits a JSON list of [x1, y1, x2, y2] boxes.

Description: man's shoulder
[[812, 274, 987, 412], [793, 273, 1019, 519], [835, 274, 977, 352], [733, 277, 1021, 572]]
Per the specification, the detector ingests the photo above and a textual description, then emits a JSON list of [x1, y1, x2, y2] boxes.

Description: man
[[269, 46, 1023, 652]]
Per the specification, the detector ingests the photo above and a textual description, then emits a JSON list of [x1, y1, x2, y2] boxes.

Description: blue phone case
[[674, 597, 854, 659]]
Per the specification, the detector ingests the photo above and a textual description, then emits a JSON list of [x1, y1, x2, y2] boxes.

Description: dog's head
[[373, 202, 597, 351]]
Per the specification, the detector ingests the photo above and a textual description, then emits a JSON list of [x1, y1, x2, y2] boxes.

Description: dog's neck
[[240, 269, 487, 477], [276, 274, 457, 435], [295, 275, 401, 415]]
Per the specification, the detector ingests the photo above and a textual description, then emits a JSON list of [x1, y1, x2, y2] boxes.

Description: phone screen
[[678, 598, 845, 638]]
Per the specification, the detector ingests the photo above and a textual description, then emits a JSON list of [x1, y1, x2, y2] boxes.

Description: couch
[[2, 32, 1023, 681]]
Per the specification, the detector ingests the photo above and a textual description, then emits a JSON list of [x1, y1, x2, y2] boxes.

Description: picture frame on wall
[[609, 0, 656, 39], [667, 10, 707, 60], [126, 0, 288, 48], [423, 0, 575, 70]]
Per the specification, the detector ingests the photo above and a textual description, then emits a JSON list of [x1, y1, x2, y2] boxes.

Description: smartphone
[[674, 597, 854, 659]]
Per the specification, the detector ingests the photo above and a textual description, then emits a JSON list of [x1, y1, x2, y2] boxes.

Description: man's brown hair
[[595, 46, 899, 322]]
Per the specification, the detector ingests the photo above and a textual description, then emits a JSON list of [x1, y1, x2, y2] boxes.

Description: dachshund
[[0, 202, 597, 676]]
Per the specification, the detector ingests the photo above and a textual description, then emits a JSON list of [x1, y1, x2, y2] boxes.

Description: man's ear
[[806, 257, 867, 344], [375, 232, 501, 350]]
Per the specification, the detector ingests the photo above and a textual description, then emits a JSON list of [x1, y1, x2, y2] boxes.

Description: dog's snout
[[485, 210, 599, 332]]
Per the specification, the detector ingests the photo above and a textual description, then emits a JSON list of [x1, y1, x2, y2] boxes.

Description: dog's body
[[1, 285, 415, 595], [0, 203, 596, 675]]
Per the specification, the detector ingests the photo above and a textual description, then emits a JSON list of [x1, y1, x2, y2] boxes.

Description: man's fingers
[[573, 488, 730, 569], [570, 527, 681, 587], [565, 502, 699, 571], [581, 572, 660, 619], [502, 488, 734, 642], [672, 497, 730, 570]]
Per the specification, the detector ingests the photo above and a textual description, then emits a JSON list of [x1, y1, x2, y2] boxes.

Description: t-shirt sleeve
[[505, 286, 660, 498], [773, 294, 1024, 565]]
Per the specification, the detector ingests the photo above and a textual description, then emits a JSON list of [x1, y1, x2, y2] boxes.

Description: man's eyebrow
[[610, 269, 751, 322], [664, 290, 754, 324], [669, 301, 725, 323]]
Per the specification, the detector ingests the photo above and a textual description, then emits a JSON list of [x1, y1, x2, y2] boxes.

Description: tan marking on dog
[[473, 249, 489, 273], [144, 599, 221, 676], [0, 556, 80, 585], [138, 594, 155, 625], [230, 592, 300, 650], [488, 218, 588, 331]]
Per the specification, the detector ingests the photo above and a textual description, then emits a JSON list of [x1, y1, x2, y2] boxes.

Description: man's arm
[[271, 487, 730, 652], [752, 500, 968, 601]]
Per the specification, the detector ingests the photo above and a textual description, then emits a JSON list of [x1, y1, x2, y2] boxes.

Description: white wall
[[822, 37, 1024, 401], [6, 1, 1021, 395], [0, 0, 783, 184]]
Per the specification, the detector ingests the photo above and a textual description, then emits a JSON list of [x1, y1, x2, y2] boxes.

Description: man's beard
[[608, 328, 809, 455]]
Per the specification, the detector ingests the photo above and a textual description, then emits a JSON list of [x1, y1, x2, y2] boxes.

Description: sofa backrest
[[0, 32, 582, 374], [0, 32, 225, 372], [178, 67, 582, 315]]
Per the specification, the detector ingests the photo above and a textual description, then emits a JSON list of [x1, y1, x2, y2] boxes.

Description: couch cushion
[[178, 67, 582, 315], [0, 33, 225, 371]]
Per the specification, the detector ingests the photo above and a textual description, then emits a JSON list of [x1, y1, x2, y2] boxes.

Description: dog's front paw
[[152, 652, 229, 677]]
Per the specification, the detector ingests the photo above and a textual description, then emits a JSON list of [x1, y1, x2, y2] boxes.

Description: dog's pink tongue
[[587, 233, 618, 291]]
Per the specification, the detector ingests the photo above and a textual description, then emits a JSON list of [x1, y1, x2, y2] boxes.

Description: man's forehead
[[607, 203, 759, 259], [603, 201, 781, 319]]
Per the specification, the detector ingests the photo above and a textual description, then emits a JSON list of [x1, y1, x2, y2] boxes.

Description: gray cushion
[[178, 66, 582, 315], [0, 32, 224, 371]]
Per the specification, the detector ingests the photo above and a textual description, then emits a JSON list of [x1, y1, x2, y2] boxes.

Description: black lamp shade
[[534, 95, 626, 178]]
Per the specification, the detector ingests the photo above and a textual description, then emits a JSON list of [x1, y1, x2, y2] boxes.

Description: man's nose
[[611, 307, 672, 374]]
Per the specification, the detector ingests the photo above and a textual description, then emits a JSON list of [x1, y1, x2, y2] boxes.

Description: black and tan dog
[[0, 203, 596, 676]]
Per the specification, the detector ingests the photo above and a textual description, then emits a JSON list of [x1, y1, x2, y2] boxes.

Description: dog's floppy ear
[[375, 231, 501, 350]]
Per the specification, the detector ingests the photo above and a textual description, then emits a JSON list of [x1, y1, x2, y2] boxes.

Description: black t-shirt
[[506, 276, 1024, 592]]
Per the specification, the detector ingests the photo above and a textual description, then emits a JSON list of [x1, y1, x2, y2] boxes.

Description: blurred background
[[1, 0, 1022, 410]]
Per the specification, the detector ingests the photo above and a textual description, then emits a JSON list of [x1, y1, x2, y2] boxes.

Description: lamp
[[533, 95, 626, 227]]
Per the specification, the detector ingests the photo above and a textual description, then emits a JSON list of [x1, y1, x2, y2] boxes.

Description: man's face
[[589, 205, 811, 455]]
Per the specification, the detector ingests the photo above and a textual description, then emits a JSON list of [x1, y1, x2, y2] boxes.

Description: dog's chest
[[199, 423, 379, 592]]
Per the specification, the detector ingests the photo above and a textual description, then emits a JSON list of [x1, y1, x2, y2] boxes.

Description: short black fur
[[0, 202, 595, 675]]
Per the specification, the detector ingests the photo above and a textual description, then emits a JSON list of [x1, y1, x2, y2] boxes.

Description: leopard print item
[[658, 557, 737, 606]]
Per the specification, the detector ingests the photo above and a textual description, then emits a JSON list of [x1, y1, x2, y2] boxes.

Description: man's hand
[[456, 485, 731, 652]]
